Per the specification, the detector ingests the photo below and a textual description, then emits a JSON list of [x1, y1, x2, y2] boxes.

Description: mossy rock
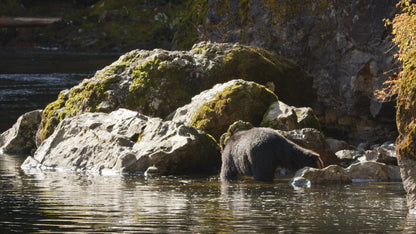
[[197, 42, 315, 107], [172, 79, 277, 140], [219, 120, 254, 151], [396, 68, 416, 160], [37, 41, 311, 144]]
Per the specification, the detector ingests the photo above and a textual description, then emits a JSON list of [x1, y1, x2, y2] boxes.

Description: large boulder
[[0, 110, 42, 155], [170, 79, 277, 140], [178, 0, 399, 144], [37, 41, 313, 144], [22, 109, 220, 175], [346, 161, 401, 182], [261, 101, 321, 131]]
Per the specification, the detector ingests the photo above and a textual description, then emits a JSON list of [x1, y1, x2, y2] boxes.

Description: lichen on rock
[[171, 79, 277, 140], [24, 108, 221, 175], [37, 41, 310, 144]]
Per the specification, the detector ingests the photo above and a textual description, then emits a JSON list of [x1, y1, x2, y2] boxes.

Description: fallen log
[[0, 17, 61, 27]]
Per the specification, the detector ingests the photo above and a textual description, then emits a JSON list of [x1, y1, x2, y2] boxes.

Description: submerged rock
[[22, 109, 220, 175], [0, 110, 42, 155], [291, 161, 401, 189], [170, 79, 277, 140], [346, 161, 401, 182], [290, 165, 352, 188], [37, 41, 312, 144]]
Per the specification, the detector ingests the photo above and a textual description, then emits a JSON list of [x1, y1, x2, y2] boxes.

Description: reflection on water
[[0, 48, 119, 131], [0, 153, 413, 233]]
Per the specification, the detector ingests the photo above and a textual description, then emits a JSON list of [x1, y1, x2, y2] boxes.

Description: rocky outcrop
[[261, 101, 321, 131], [396, 45, 416, 212], [37, 41, 313, 144], [180, 0, 399, 144], [280, 128, 339, 166], [170, 79, 277, 140], [22, 108, 220, 175], [291, 161, 401, 188], [0, 110, 41, 155]]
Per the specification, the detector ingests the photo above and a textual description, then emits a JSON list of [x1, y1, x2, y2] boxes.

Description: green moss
[[396, 66, 416, 160], [219, 120, 253, 150], [39, 70, 119, 142], [209, 45, 313, 106], [126, 56, 193, 116], [175, 0, 209, 49], [189, 81, 277, 140], [398, 123, 416, 160]]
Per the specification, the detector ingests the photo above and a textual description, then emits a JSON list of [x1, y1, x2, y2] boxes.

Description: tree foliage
[[376, 0, 416, 100]]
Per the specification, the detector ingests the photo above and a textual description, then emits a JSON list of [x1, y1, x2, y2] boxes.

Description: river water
[[1, 48, 416, 233]]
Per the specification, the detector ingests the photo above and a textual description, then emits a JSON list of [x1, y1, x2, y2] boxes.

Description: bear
[[220, 127, 323, 181]]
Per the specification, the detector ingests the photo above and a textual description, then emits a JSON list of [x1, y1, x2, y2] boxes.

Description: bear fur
[[220, 127, 323, 181]]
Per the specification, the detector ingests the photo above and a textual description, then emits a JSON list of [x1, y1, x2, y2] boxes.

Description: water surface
[[0, 47, 119, 131], [0, 153, 413, 233]]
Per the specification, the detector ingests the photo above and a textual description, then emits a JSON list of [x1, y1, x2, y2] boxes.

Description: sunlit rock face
[[182, 0, 399, 143], [22, 108, 220, 175], [170, 79, 277, 140], [0, 109, 41, 155], [37, 41, 313, 144]]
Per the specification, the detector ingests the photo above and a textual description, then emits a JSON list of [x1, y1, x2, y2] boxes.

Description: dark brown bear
[[220, 127, 323, 181]]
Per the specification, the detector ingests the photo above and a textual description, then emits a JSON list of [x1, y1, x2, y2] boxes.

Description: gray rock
[[326, 138, 354, 153], [335, 149, 364, 167], [261, 101, 320, 131], [21, 109, 220, 175], [364, 143, 397, 165], [399, 157, 416, 213], [346, 161, 401, 182], [294, 106, 321, 130], [0, 110, 42, 155], [290, 165, 352, 189], [261, 101, 298, 131], [290, 161, 401, 188]]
